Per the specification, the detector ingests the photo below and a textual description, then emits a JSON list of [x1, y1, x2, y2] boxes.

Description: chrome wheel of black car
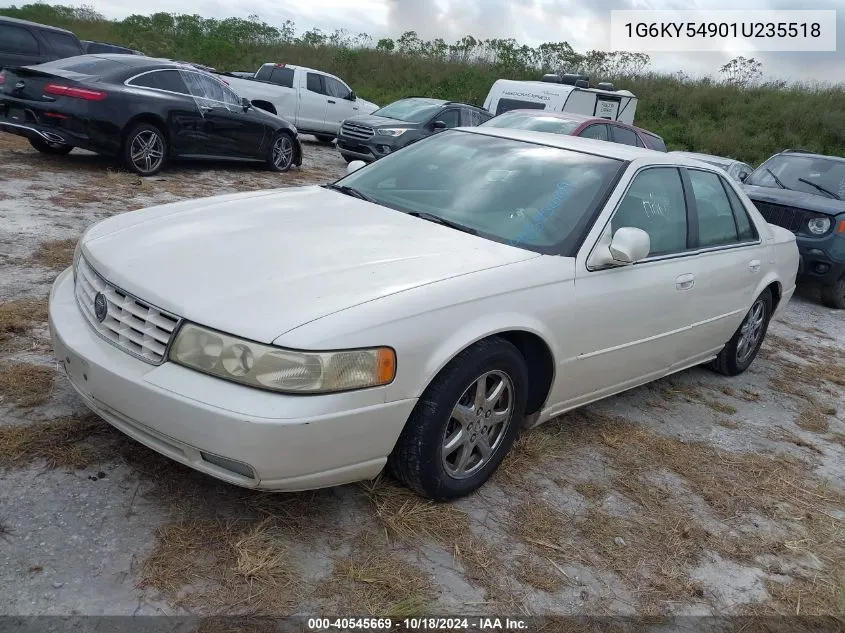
[[268, 133, 294, 172], [122, 123, 168, 176]]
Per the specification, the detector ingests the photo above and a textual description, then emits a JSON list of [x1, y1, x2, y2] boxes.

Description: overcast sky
[[26, 0, 844, 82]]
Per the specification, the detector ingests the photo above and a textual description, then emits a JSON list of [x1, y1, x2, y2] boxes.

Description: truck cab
[[483, 73, 638, 125], [0, 16, 84, 70]]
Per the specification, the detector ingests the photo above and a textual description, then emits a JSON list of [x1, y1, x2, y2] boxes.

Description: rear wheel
[[267, 132, 295, 172], [314, 134, 335, 144], [28, 136, 73, 155], [709, 289, 772, 376], [820, 278, 845, 309], [389, 337, 528, 500], [122, 123, 167, 176]]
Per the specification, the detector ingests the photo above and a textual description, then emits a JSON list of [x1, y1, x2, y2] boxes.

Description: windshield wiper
[[797, 177, 841, 200], [322, 183, 377, 204], [406, 211, 477, 235], [765, 168, 789, 190]]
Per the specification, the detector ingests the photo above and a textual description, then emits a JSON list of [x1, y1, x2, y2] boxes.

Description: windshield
[[335, 130, 624, 254], [746, 154, 845, 199], [482, 112, 581, 135], [372, 99, 444, 123]]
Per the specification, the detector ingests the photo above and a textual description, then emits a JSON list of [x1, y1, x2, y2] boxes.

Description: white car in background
[[48, 128, 798, 501], [217, 63, 378, 143]]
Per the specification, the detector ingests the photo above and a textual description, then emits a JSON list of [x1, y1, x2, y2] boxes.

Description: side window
[[435, 109, 461, 128], [461, 108, 480, 126], [324, 77, 350, 99], [579, 124, 609, 141], [269, 66, 294, 88], [254, 65, 272, 82], [306, 73, 326, 95], [688, 169, 740, 247], [612, 167, 689, 256], [610, 126, 640, 147], [0, 25, 40, 55], [42, 31, 82, 57], [635, 135, 646, 148], [645, 134, 668, 152], [723, 179, 759, 241], [129, 70, 189, 94]]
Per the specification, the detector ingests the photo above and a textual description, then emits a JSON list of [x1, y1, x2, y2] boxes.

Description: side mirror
[[588, 226, 651, 268], [432, 120, 447, 131], [739, 172, 748, 182], [241, 97, 252, 110], [347, 91, 356, 101], [347, 160, 366, 175]]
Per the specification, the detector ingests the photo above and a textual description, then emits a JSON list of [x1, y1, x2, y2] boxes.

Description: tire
[[267, 132, 295, 172], [820, 277, 845, 309], [709, 289, 773, 376], [121, 123, 167, 176], [389, 337, 528, 501], [28, 136, 73, 155], [314, 134, 335, 144]]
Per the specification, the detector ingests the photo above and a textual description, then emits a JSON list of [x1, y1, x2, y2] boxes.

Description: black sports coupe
[[0, 54, 303, 176]]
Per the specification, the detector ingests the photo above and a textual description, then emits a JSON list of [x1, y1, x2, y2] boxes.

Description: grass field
[[3, 3, 845, 166]]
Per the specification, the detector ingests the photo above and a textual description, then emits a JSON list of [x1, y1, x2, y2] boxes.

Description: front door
[[555, 166, 696, 407], [299, 72, 330, 133], [323, 75, 356, 132]]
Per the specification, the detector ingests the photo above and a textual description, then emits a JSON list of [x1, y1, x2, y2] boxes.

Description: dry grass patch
[[139, 517, 300, 615], [574, 481, 608, 501], [320, 532, 437, 617], [509, 499, 574, 556], [740, 387, 762, 402], [0, 413, 106, 469], [0, 297, 47, 349], [513, 552, 567, 593], [716, 418, 740, 429], [0, 362, 55, 407], [28, 238, 78, 270], [707, 400, 738, 415]]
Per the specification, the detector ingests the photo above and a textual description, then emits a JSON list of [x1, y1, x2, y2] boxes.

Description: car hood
[[343, 114, 417, 129], [355, 98, 380, 113], [80, 186, 538, 343], [743, 184, 845, 216]]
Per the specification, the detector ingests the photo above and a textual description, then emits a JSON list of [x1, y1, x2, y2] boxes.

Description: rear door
[[577, 123, 610, 141], [299, 72, 330, 132], [608, 124, 641, 147], [0, 23, 43, 68]]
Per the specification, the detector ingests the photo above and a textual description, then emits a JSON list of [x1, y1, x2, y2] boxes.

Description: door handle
[[676, 273, 695, 291], [748, 259, 761, 273], [327, 99, 336, 104]]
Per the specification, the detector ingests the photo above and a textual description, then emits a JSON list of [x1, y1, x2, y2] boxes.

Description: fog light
[[814, 262, 830, 274], [808, 249, 825, 256]]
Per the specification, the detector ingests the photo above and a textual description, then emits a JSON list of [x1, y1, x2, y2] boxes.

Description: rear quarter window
[[0, 24, 40, 55], [269, 66, 294, 88], [41, 31, 83, 57], [644, 134, 668, 152], [128, 69, 189, 94]]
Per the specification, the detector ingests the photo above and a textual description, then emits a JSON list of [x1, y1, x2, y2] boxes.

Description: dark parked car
[[82, 40, 144, 56], [0, 16, 84, 70], [743, 149, 845, 308], [0, 54, 303, 176], [481, 110, 668, 152], [336, 97, 493, 163]]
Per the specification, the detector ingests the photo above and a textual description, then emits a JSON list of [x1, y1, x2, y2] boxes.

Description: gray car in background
[[670, 151, 754, 182]]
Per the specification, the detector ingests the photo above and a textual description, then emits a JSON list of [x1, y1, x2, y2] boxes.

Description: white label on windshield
[[596, 98, 619, 119]]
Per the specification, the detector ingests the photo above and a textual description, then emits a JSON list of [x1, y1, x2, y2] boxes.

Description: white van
[[483, 74, 638, 125]]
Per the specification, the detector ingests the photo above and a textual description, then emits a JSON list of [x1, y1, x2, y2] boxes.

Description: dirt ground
[[0, 131, 843, 621]]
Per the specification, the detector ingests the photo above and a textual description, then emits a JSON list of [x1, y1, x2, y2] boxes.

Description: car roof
[[670, 151, 737, 165], [492, 110, 662, 137], [458, 126, 696, 162], [0, 15, 77, 35]]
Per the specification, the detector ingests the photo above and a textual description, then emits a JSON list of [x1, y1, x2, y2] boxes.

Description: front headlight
[[169, 323, 396, 394], [807, 217, 831, 235], [377, 128, 409, 137]]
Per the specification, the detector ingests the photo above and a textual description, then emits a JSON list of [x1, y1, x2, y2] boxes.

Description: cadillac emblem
[[94, 292, 108, 322]]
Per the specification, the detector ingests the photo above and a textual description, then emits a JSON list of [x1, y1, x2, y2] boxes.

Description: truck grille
[[751, 201, 815, 234], [74, 257, 181, 365], [341, 121, 374, 141]]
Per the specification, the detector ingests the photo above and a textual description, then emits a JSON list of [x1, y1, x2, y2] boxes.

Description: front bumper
[[795, 231, 845, 285], [48, 267, 416, 491], [337, 135, 404, 163]]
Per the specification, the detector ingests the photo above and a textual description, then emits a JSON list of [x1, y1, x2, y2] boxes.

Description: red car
[[480, 110, 667, 152]]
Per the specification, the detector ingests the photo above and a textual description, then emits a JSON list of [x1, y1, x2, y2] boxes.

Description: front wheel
[[709, 288, 772, 376], [820, 278, 845, 309], [122, 123, 167, 176], [29, 136, 73, 155], [267, 132, 295, 172], [389, 337, 528, 501]]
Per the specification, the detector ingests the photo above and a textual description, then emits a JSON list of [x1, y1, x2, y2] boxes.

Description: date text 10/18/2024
[[307, 617, 529, 630]]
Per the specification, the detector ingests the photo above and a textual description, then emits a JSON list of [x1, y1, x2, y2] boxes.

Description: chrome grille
[[341, 121, 374, 141], [74, 257, 181, 364], [751, 201, 814, 233]]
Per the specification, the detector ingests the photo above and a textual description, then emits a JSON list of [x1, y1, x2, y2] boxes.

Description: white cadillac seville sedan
[[48, 128, 799, 500]]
